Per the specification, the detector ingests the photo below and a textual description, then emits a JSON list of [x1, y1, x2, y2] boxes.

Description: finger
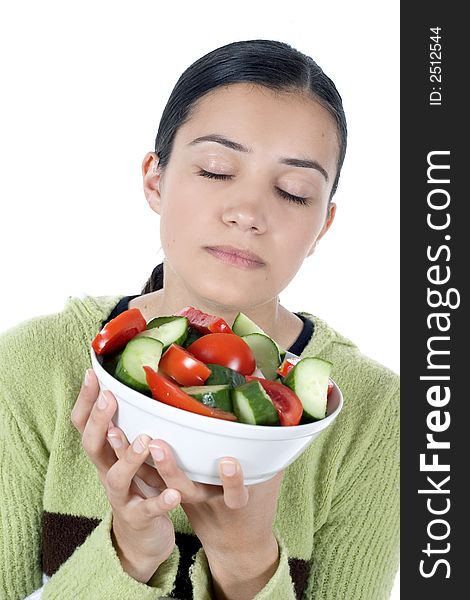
[[218, 459, 249, 509], [148, 440, 208, 503], [106, 434, 156, 507], [107, 427, 166, 497], [137, 487, 181, 522], [70, 369, 101, 433], [81, 390, 118, 474]]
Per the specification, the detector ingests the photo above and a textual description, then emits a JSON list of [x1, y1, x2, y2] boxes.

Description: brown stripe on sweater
[[42, 511, 309, 597], [170, 532, 202, 599], [42, 511, 100, 576], [288, 557, 310, 599], [41, 512, 204, 595]]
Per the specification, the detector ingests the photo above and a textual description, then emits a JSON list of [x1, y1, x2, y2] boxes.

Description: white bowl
[[90, 348, 343, 485]]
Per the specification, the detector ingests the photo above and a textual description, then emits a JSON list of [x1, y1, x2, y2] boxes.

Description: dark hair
[[142, 39, 347, 295]]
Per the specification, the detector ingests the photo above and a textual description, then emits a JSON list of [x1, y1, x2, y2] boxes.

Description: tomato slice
[[245, 376, 303, 426], [276, 356, 301, 378], [158, 344, 212, 386], [187, 333, 256, 375], [177, 306, 234, 334], [92, 308, 147, 356], [144, 366, 237, 421]]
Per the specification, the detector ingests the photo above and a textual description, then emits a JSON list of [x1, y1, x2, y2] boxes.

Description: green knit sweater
[[0, 295, 399, 600]]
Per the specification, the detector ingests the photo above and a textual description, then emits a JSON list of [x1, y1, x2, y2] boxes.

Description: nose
[[221, 194, 268, 234]]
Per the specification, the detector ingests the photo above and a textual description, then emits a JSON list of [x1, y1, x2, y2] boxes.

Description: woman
[[0, 40, 399, 599]]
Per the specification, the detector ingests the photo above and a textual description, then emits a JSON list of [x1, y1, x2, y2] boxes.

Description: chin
[[194, 279, 267, 311]]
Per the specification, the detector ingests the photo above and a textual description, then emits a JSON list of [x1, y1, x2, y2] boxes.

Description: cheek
[[274, 215, 325, 282], [276, 246, 306, 286], [159, 179, 201, 248], [277, 217, 321, 262], [264, 230, 311, 291]]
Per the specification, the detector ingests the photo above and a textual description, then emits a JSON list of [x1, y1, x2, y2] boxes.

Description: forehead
[[174, 83, 339, 169]]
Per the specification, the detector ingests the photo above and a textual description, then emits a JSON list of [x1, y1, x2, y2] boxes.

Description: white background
[[0, 1, 399, 596]]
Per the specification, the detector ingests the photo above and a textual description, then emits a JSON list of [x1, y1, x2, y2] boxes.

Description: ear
[[306, 202, 336, 257], [142, 151, 163, 214]]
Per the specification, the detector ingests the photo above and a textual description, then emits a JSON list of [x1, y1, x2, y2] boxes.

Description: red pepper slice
[[143, 366, 237, 421], [158, 344, 212, 386], [245, 376, 303, 426], [92, 308, 147, 356], [177, 306, 234, 334], [327, 379, 334, 396], [276, 357, 301, 378]]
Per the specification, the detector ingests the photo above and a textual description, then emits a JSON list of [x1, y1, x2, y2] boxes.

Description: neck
[[131, 263, 302, 350]]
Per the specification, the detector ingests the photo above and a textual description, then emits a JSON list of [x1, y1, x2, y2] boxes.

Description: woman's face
[[143, 83, 339, 310]]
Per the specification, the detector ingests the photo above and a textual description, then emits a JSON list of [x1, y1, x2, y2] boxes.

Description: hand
[[102, 422, 281, 567], [70, 369, 181, 583], [148, 441, 283, 599]]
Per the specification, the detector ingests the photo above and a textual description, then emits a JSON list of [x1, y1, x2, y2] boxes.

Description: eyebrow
[[188, 134, 329, 182]]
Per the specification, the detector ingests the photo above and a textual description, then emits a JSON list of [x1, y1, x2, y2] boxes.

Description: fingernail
[[97, 392, 108, 410], [84, 369, 91, 387], [149, 444, 165, 462], [133, 436, 148, 454], [220, 461, 237, 476], [107, 434, 122, 449], [164, 489, 179, 505]]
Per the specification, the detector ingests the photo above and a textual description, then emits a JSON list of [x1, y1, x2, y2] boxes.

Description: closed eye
[[275, 187, 311, 206], [198, 169, 311, 206], [198, 169, 232, 181]]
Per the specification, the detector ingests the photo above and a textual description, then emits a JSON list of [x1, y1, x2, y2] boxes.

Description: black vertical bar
[[401, 2, 467, 597]]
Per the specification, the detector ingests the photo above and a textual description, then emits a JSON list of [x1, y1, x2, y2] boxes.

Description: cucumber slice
[[115, 337, 163, 393], [183, 326, 204, 348], [205, 363, 246, 387], [232, 381, 279, 425], [232, 312, 285, 357], [283, 357, 332, 421], [146, 315, 181, 329], [136, 316, 188, 351], [181, 384, 233, 412], [232, 312, 265, 336], [240, 333, 281, 380]]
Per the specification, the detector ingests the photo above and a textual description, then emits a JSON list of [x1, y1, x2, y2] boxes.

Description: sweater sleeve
[[0, 395, 46, 599], [189, 528, 297, 600], [185, 383, 399, 598], [41, 509, 180, 599], [0, 319, 182, 600], [0, 396, 181, 600], [304, 384, 400, 599]]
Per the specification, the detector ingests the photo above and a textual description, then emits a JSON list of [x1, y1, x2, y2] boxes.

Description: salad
[[91, 306, 333, 427]]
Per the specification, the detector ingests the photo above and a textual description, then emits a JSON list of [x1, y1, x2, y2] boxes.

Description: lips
[[206, 245, 265, 264]]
